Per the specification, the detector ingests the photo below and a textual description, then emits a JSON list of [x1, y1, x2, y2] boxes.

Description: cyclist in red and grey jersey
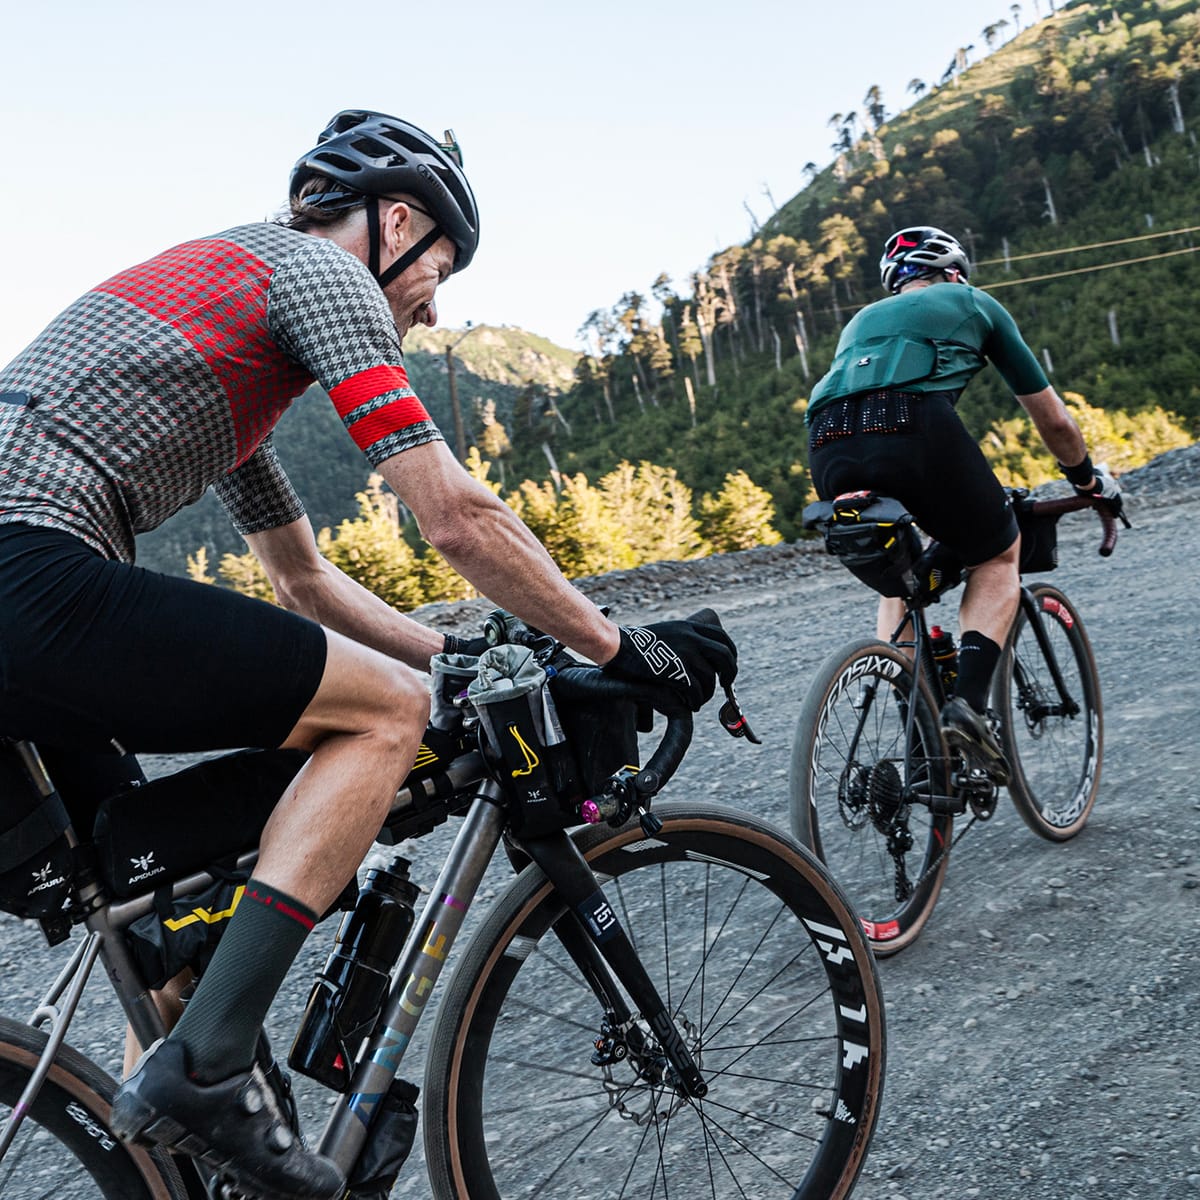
[[0, 110, 735, 1200], [806, 226, 1122, 779]]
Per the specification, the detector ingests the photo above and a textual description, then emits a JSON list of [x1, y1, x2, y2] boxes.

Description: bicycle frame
[[1, 734, 710, 1185], [877, 576, 1083, 813]]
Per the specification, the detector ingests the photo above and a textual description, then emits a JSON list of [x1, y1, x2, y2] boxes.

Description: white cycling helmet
[[880, 227, 970, 293]]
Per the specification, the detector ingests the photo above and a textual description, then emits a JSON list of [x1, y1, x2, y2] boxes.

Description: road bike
[[789, 490, 1123, 956], [0, 609, 885, 1199]]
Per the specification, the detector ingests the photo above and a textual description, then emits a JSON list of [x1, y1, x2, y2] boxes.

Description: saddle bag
[[803, 491, 924, 599], [0, 739, 74, 919], [92, 749, 308, 898]]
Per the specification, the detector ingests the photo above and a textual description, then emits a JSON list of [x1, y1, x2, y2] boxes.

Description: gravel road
[[2, 445, 1198, 1198]]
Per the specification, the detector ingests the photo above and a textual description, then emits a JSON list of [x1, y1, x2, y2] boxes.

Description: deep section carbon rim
[[790, 639, 952, 954], [0, 1017, 184, 1199], [428, 806, 884, 1200]]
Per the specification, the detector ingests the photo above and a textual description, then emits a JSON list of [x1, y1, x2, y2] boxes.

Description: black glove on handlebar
[[1073, 462, 1124, 519], [605, 619, 737, 712], [443, 633, 491, 658]]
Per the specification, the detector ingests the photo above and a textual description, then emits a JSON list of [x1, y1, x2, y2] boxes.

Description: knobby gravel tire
[[789, 638, 953, 956], [423, 803, 885, 1200], [0, 1015, 194, 1200], [994, 583, 1103, 841]]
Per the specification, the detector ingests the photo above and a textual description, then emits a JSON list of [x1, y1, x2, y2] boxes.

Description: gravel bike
[[789, 490, 1124, 956], [0, 609, 885, 1199]]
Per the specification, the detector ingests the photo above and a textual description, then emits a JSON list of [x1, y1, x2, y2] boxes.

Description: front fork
[[516, 829, 708, 1099], [1012, 586, 1079, 719]]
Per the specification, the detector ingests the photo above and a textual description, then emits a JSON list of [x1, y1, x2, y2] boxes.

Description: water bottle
[[929, 625, 958, 697], [288, 858, 419, 1092]]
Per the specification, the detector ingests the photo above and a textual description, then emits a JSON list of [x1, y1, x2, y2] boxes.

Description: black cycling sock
[[167, 878, 317, 1084], [956, 631, 1001, 712]]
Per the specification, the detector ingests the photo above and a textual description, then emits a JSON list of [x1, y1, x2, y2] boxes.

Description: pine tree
[[700, 471, 784, 553], [318, 476, 424, 609], [218, 550, 276, 602], [599, 461, 709, 564]]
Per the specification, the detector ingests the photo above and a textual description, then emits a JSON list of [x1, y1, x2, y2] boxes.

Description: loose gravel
[[2, 444, 1198, 1198]]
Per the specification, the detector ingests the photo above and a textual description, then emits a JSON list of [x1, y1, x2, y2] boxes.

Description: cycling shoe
[[941, 697, 1011, 786], [111, 1038, 345, 1200]]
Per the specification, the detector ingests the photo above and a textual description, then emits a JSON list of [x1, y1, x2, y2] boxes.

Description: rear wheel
[[425, 803, 885, 1200], [994, 583, 1102, 841], [0, 1016, 192, 1199], [790, 638, 952, 955]]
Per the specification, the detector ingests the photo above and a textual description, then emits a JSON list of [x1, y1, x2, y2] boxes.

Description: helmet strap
[[365, 199, 443, 289]]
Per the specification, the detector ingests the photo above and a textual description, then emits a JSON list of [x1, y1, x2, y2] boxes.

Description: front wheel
[[424, 804, 885, 1200], [0, 1016, 193, 1199], [789, 638, 953, 956], [994, 583, 1102, 841]]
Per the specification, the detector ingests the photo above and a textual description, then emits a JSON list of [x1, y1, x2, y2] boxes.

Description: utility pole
[[445, 322, 480, 462]]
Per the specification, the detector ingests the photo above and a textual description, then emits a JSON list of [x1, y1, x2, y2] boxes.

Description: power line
[[806, 242, 1200, 319], [978, 244, 1200, 289], [975, 224, 1200, 266]]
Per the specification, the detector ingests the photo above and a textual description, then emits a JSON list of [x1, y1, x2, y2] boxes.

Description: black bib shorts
[[808, 391, 1018, 568], [0, 524, 327, 756]]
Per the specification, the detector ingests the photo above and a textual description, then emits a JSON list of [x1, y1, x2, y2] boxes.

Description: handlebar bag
[[1012, 492, 1059, 574], [469, 645, 577, 837], [0, 740, 74, 919], [549, 674, 640, 803]]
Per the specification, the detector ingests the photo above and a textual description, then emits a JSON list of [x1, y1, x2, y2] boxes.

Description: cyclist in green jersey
[[806, 226, 1122, 778]]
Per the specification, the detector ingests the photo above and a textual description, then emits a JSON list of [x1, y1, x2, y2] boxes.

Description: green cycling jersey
[[806, 282, 1049, 422]]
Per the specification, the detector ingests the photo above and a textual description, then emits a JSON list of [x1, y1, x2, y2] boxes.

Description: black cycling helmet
[[290, 109, 479, 286], [879, 226, 970, 293]]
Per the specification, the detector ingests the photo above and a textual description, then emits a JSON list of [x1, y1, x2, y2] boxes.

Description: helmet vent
[[315, 151, 364, 174]]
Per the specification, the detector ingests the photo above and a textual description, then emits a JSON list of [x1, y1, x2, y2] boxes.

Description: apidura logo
[[128, 850, 165, 885]]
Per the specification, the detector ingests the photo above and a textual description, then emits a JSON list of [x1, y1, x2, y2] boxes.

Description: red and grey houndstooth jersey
[[0, 223, 442, 562]]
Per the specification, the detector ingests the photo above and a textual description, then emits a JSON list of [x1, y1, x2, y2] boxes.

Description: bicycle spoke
[[433, 808, 884, 1199]]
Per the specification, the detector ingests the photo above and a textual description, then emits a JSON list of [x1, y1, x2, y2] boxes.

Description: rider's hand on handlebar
[[605, 617, 737, 712], [1073, 461, 1124, 520]]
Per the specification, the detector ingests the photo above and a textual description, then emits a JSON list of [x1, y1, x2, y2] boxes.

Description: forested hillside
[[143, 0, 1198, 578], [498, 0, 1200, 539], [136, 325, 577, 572]]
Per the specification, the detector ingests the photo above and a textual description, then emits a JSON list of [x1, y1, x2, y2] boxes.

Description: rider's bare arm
[[377, 440, 621, 665], [1015, 386, 1091, 484], [245, 518, 444, 670]]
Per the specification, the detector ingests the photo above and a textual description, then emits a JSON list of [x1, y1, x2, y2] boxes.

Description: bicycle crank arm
[[519, 830, 708, 1098]]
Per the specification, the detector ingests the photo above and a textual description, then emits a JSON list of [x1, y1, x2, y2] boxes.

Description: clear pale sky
[[1, 0, 1037, 361]]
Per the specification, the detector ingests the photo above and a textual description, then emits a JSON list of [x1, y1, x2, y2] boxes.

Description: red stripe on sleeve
[[346, 395, 433, 451], [329, 364, 414, 419]]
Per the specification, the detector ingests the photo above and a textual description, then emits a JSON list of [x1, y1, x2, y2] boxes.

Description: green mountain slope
[[499, 0, 1200, 538], [141, 0, 1197, 572]]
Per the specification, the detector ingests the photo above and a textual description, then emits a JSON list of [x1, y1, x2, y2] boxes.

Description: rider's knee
[[367, 662, 431, 748]]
